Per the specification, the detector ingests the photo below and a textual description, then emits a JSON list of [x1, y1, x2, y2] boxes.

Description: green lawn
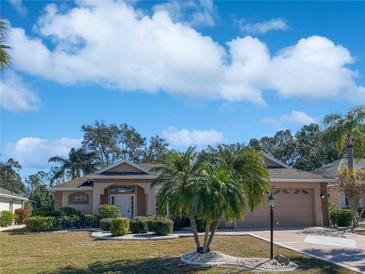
[[0, 230, 355, 274]]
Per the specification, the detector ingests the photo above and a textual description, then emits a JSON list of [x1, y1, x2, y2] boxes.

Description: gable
[[262, 153, 289, 169], [96, 161, 149, 175]]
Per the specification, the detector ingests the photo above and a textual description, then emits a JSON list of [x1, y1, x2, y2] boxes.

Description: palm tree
[[0, 19, 11, 70], [323, 105, 365, 170], [154, 147, 270, 253], [49, 147, 98, 181]]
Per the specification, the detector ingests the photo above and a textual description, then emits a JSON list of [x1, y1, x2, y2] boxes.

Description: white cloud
[[263, 111, 315, 126], [3, 137, 81, 168], [153, 0, 216, 27], [8, 0, 27, 16], [6, 1, 365, 105], [236, 18, 288, 34], [162, 127, 224, 147], [0, 72, 39, 112]]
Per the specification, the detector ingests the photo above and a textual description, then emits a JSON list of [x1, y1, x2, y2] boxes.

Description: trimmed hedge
[[100, 218, 113, 231], [130, 216, 149, 233], [31, 207, 55, 217], [61, 207, 81, 216], [330, 209, 353, 227], [84, 214, 98, 227], [111, 218, 129, 236], [98, 205, 121, 219], [62, 215, 81, 228], [26, 216, 56, 232], [149, 216, 174, 235], [14, 208, 30, 225], [0, 211, 13, 227]]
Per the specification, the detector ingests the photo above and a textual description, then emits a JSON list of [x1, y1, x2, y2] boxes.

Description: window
[[110, 186, 135, 194], [69, 192, 88, 204]]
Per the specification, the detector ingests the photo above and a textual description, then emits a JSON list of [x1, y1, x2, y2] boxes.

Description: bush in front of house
[[330, 209, 354, 227], [149, 216, 174, 235], [14, 208, 30, 225], [62, 215, 81, 228], [130, 216, 149, 233], [84, 214, 98, 227], [31, 207, 55, 217], [110, 217, 129, 236], [61, 207, 81, 216], [0, 210, 14, 227], [26, 216, 56, 232], [337, 209, 354, 227], [98, 205, 121, 219], [173, 216, 190, 230], [100, 218, 113, 231]]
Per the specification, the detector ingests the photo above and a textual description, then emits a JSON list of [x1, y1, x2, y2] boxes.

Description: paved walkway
[[249, 227, 365, 273]]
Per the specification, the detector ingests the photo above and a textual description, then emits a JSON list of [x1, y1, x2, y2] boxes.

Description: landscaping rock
[[274, 254, 290, 265]]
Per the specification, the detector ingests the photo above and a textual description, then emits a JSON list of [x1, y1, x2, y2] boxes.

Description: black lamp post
[[268, 194, 276, 260]]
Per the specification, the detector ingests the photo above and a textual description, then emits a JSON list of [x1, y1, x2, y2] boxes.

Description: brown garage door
[[234, 188, 314, 228]]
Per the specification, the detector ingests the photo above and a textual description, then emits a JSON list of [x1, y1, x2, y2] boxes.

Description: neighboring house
[[0, 187, 28, 212], [50, 154, 332, 227], [314, 159, 365, 209]]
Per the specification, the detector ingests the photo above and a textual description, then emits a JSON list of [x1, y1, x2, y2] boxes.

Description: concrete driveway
[[250, 227, 365, 273]]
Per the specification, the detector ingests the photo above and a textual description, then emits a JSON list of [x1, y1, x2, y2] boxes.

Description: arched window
[[68, 192, 88, 204]]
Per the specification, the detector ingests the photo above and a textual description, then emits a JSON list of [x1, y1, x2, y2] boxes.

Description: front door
[[112, 194, 135, 218]]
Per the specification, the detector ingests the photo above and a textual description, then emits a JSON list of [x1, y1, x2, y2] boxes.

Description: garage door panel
[[235, 188, 314, 228]]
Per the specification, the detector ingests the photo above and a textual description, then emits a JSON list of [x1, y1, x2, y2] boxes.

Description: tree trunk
[[202, 223, 211, 253], [205, 221, 219, 252], [190, 215, 201, 252], [347, 133, 354, 171]]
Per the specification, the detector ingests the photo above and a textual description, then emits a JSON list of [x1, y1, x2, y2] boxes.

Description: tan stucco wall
[[92, 179, 155, 215], [61, 191, 93, 214]]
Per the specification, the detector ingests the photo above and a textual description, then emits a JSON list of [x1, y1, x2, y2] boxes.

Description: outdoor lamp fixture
[[320, 193, 326, 199], [268, 194, 276, 260]]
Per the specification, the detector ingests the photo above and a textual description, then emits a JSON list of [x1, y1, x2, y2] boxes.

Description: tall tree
[[0, 20, 10, 70], [25, 171, 54, 208], [49, 147, 98, 181], [323, 105, 365, 170], [0, 159, 25, 194], [82, 121, 120, 166], [142, 136, 169, 163], [118, 123, 146, 162]]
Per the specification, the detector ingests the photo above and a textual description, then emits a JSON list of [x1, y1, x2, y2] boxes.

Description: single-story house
[[50, 154, 332, 227], [314, 159, 365, 209], [0, 187, 28, 213]]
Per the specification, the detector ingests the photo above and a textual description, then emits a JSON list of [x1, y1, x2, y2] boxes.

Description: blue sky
[[1, 0, 364, 178]]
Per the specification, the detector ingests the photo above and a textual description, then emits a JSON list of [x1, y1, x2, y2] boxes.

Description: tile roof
[[269, 168, 328, 180], [51, 176, 92, 189]]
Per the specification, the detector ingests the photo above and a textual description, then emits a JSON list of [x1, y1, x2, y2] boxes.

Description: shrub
[[337, 209, 353, 227], [26, 216, 56, 232], [84, 214, 98, 227], [62, 215, 81, 228], [31, 207, 55, 217], [173, 216, 190, 230], [14, 208, 30, 225], [0, 211, 13, 227], [110, 218, 129, 236], [98, 205, 121, 219], [330, 209, 353, 227], [100, 218, 113, 231], [61, 207, 81, 216], [150, 217, 174, 235], [130, 216, 149, 233]]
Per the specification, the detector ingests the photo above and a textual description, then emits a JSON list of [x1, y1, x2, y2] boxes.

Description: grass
[[0, 229, 355, 274]]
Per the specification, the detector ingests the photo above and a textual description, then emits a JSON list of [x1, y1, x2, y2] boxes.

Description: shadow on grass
[[40, 257, 216, 274], [290, 255, 353, 274]]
